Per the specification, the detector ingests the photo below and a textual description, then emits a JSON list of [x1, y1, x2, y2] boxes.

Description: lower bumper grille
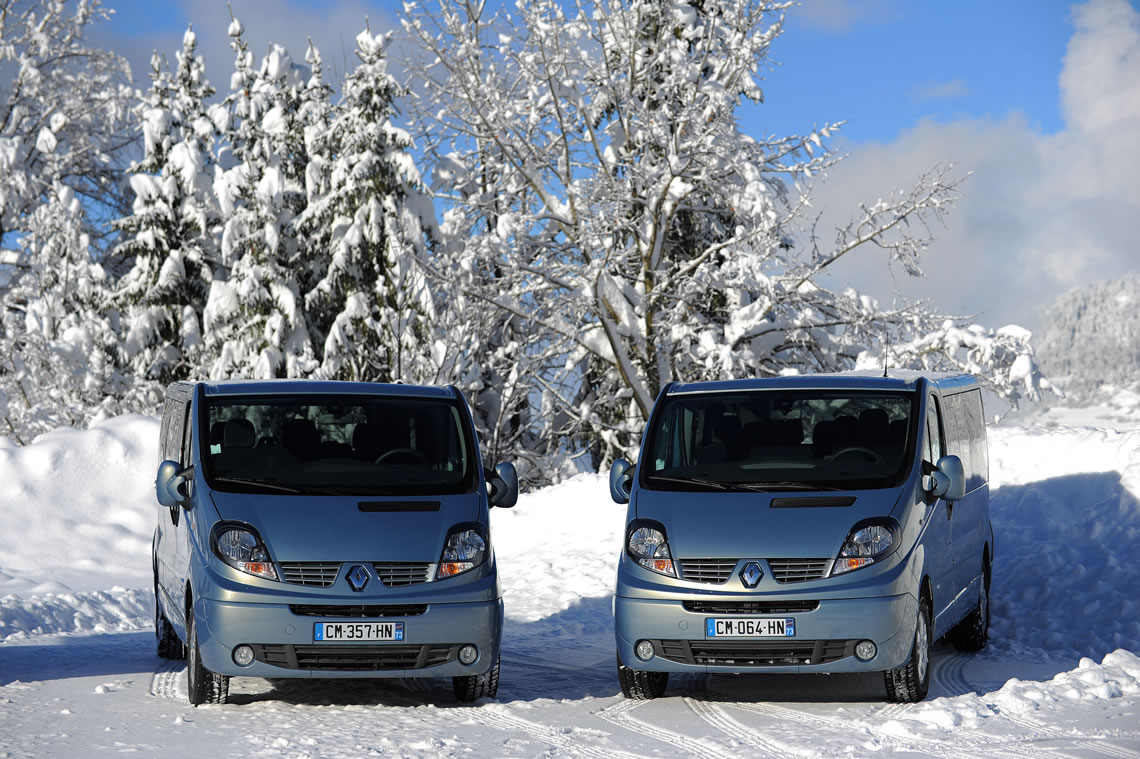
[[682, 600, 819, 614], [251, 643, 457, 671], [654, 638, 855, 666], [288, 604, 428, 618]]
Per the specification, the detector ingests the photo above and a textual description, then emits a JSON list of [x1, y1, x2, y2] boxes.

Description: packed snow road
[[2, 416, 1140, 757]]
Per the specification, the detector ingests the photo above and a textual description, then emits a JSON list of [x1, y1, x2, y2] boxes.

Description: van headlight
[[212, 523, 278, 581], [832, 521, 896, 576], [438, 525, 487, 579], [626, 520, 676, 577]]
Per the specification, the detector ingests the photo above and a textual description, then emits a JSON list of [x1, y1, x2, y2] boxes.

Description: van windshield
[[641, 389, 917, 492], [201, 394, 476, 496]]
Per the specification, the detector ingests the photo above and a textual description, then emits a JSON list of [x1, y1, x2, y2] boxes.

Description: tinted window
[[641, 390, 917, 491], [202, 394, 476, 496], [925, 394, 943, 465], [963, 389, 989, 486]]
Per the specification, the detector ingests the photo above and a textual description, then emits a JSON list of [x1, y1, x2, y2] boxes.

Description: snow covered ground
[[2, 400, 1140, 758]]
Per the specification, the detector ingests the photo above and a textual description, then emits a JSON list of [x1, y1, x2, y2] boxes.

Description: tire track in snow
[[730, 700, 978, 759], [683, 697, 785, 757], [596, 699, 733, 759], [996, 710, 1140, 759], [931, 651, 974, 697], [148, 660, 183, 701], [473, 704, 642, 759]]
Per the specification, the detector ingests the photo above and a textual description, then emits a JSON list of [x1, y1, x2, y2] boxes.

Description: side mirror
[[487, 462, 519, 508], [610, 459, 633, 504], [155, 459, 191, 507], [925, 454, 965, 502]]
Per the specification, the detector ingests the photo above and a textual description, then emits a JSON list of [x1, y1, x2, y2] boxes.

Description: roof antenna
[[883, 326, 890, 378]]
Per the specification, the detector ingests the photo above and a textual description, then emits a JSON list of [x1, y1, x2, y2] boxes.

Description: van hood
[[634, 488, 905, 559], [208, 491, 484, 562]]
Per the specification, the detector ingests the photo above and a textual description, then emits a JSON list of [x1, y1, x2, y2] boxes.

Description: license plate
[[706, 617, 795, 638], [314, 621, 405, 642]]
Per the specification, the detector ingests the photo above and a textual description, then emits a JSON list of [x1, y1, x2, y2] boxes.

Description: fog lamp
[[232, 644, 255, 667], [855, 640, 877, 661], [458, 644, 478, 665], [635, 640, 655, 661]]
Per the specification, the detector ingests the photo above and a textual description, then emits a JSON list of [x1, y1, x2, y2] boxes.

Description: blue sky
[[91, 0, 1140, 333]]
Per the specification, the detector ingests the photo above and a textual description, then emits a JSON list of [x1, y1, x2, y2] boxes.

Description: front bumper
[[615, 592, 915, 674], [195, 595, 503, 678], [191, 559, 503, 679]]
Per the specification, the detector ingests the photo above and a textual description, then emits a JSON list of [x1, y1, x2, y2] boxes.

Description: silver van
[[153, 380, 518, 705], [609, 372, 992, 702]]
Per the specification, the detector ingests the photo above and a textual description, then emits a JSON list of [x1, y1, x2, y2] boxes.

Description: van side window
[[160, 398, 186, 463], [179, 402, 193, 467], [924, 395, 943, 464], [943, 393, 972, 483], [964, 389, 989, 484]]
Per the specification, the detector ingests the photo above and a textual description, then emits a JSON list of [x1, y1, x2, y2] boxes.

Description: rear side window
[[941, 389, 989, 490]]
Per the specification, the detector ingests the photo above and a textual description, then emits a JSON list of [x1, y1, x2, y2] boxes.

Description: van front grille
[[655, 639, 854, 666], [768, 559, 831, 583], [252, 643, 457, 671], [373, 562, 432, 586], [280, 562, 340, 587], [677, 559, 738, 584]]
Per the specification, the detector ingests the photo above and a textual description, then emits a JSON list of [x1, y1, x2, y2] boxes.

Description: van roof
[[170, 379, 457, 400], [666, 369, 978, 396]]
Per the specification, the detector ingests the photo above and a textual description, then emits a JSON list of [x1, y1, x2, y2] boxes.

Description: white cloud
[[810, 0, 1140, 334]]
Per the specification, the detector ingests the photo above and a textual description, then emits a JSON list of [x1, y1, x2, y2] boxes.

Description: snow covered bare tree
[[0, 0, 136, 253], [298, 28, 437, 384], [404, 0, 1019, 469]]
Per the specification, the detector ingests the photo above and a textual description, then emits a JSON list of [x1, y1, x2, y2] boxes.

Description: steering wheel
[[831, 446, 882, 463], [374, 448, 430, 466]]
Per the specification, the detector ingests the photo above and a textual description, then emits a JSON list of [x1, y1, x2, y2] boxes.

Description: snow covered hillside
[[1036, 272, 1140, 404], [2, 409, 1140, 757]]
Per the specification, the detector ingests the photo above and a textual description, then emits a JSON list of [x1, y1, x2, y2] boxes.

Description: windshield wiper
[[211, 477, 341, 496], [646, 475, 728, 490], [733, 481, 845, 492]]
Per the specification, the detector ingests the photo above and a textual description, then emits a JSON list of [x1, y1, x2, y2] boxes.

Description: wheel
[[884, 595, 932, 703], [948, 556, 990, 652], [154, 569, 184, 659], [186, 607, 229, 706], [374, 448, 430, 466], [453, 656, 500, 702], [617, 653, 668, 699]]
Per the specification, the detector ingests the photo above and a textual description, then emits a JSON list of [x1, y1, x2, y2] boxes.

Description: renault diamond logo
[[346, 564, 371, 592], [740, 561, 763, 588]]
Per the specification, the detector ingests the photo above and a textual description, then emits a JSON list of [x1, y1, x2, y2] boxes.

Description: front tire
[[186, 607, 229, 706], [617, 654, 668, 699], [453, 656, 500, 702], [884, 595, 932, 703]]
